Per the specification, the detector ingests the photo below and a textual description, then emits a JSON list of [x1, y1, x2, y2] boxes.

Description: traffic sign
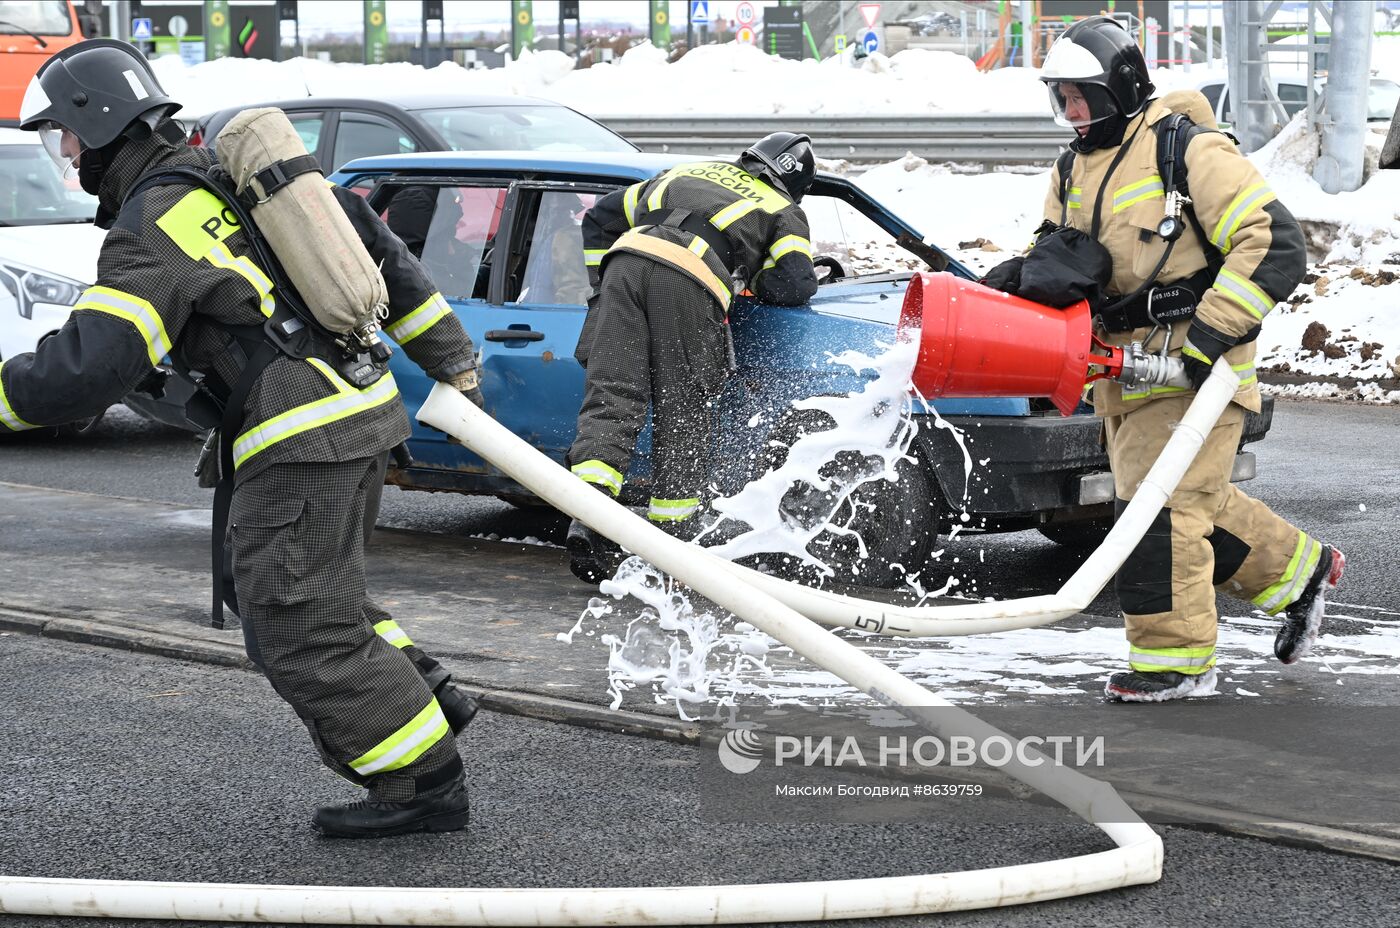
[[862, 30, 879, 53], [737, 25, 755, 45], [690, 0, 709, 24], [168, 14, 188, 38], [833, 33, 846, 52], [735, 1, 756, 25], [859, 3, 881, 29], [130, 17, 153, 40]]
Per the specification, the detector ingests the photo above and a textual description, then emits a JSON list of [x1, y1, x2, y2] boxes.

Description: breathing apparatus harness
[[124, 158, 397, 629]]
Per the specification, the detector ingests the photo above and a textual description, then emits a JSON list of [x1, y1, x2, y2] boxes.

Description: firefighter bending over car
[[983, 17, 1343, 702], [8, 40, 485, 837], [565, 133, 820, 583]]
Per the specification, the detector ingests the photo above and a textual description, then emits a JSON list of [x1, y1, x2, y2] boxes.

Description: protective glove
[[811, 255, 845, 281], [450, 366, 485, 409], [1181, 319, 1253, 391], [979, 255, 1024, 294]]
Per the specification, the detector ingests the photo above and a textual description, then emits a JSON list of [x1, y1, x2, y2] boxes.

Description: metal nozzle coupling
[[1112, 342, 1186, 388]]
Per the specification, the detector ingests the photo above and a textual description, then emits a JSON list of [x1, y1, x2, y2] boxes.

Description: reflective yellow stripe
[[0, 361, 38, 431], [232, 371, 400, 470], [373, 619, 414, 649], [74, 286, 171, 367], [1211, 182, 1275, 253], [622, 183, 643, 226], [688, 236, 709, 258], [1255, 533, 1321, 614], [386, 292, 450, 345], [348, 698, 450, 776], [584, 248, 607, 267], [1120, 384, 1188, 401], [1215, 268, 1274, 320], [648, 497, 701, 522], [1066, 185, 1083, 209], [571, 459, 623, 495], [1129, 644, 1216, 674], [207, 243, 275, 318], [710, 198, 760, 230], [769, 234, 812, 261], [1233, 361, 1257, 387], [1181, 343, 1212, 365], [1112, 175, 1164, 212], [646, 174, 676, 211]]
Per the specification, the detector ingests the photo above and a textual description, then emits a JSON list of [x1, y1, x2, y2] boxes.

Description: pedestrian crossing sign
[[131, 17, 153, 41], [690, 0, 710, 24]]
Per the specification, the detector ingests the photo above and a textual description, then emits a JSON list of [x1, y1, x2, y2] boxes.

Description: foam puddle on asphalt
[[558, 340, 1398, 714]]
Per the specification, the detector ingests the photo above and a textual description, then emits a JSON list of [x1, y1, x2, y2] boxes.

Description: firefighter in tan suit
[[1037, 18, 1344, 701]]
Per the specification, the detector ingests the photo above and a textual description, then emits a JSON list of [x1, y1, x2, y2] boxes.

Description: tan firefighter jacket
[[1043, 93, 1308, 416]]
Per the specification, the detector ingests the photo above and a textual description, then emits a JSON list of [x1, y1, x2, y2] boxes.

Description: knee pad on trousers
[[1114, 498, 1174, 616], [1208, 526, 1252, 586]]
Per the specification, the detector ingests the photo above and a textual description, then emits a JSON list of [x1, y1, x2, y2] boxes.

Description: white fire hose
[[710, 357, 1238, 637], [1, 359, 1240, 924]]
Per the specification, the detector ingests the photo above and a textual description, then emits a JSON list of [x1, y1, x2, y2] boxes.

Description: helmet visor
[[1045, 81, 1119, 131], [37, 121, 82, 179]]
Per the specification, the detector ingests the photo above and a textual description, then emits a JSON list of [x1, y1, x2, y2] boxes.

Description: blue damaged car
[[329, 151, 1271, 586]]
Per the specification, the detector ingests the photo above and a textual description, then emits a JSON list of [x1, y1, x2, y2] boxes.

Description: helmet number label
[[156, 188, 243, 259]]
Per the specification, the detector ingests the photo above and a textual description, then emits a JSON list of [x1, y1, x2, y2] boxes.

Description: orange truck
[[1, 1, 91, 122]]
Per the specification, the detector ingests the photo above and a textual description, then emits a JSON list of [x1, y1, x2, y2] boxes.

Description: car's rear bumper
[[917, 397, 1273, 525]]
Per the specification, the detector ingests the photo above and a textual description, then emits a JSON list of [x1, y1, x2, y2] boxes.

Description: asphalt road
[[3, 633, 1399, 928], [0, 398, 1394, 617]]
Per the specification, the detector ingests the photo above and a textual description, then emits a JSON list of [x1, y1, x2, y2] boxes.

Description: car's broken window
[[393, 185, 507, 302]]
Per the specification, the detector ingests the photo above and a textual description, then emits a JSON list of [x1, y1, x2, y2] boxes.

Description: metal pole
[[1019, 0, 1033, 67], [1183, 0, 1191, 72], [1206, 1, 1214, 66], [1314, 0, 1375, 192], [112, 0, 130, 41], [421, 6, 428, 65]]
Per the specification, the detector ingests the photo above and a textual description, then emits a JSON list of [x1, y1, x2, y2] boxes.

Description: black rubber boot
[[312, 778, 469, 839], [566, 518, 618, 584], [1103, 668, 1218, 703], [1275, 545, 1345, 665]]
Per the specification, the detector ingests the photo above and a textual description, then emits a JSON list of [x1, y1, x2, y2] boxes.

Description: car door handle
[[484, 329, 545, 342]]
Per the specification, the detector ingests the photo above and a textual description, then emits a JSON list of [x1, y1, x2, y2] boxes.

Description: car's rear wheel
[[495, 492, 553, 511], [754, 405, 941, 589], [1037, 518, 1112, 549]]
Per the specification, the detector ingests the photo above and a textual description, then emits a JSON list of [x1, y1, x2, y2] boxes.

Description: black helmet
[[20, 39, 179, 172], [740, 132, 816, 202], [1039, 16, 1153, 131]]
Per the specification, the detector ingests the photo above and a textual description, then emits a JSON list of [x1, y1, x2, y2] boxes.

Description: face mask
[[77, 143, 107, 195], [37, 122, 82, 179]]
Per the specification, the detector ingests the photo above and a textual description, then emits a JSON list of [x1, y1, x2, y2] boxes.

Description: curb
[[6, 602, 1400, 865]]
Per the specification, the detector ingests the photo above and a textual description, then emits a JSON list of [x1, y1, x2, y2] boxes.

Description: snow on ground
[[152, 43, 1051, 118]]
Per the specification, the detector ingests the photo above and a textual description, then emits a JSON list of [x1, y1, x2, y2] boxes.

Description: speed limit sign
[[736, 1, 756, 25]]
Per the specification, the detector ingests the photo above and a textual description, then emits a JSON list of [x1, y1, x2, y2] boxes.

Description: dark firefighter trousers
[[230, 454, 461, 801], [570, 253, 731, 520]]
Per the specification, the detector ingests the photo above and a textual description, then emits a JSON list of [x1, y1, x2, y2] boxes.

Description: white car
[[0, 127, 105, 365]]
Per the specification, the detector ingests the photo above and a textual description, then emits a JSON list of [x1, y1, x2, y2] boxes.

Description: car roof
[[200, 93, 562, 120], [334, 150, 694, 183]]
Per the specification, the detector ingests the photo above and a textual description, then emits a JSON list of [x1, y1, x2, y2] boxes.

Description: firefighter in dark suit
[[11, 40, 483, 837], [566, 133, 820, 583]]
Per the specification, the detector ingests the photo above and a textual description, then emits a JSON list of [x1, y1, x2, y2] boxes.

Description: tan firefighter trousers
[[1104, 395, 1322, 675]]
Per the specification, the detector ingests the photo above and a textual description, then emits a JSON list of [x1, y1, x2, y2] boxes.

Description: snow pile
[[150, 43, 1050, 118]]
